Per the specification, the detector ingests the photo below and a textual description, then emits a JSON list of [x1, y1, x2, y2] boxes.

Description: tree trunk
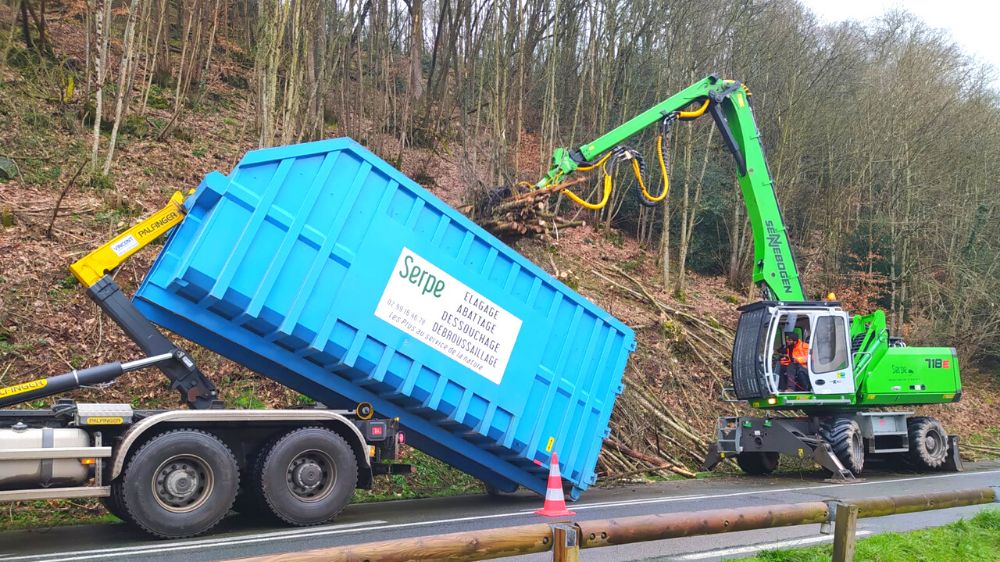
[[103, 0, 143, 175], [676, 124, 714, 298], [19, 0, 33, 49], [407, 0, 424, 101], [140, 0, 167, 114], [90, 0, 111, 169]]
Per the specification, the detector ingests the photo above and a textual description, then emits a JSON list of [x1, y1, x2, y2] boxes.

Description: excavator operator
[[778, 331, 811, 392]]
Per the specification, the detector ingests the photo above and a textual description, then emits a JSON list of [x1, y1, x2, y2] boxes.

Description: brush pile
[[462, 179, 588, 240]]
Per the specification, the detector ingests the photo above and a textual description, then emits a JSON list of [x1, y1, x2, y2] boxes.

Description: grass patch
[[1, 500, 119, 530], [354, 448, 484, 503], [967, 427, 1000, 447], [733, 508, 1000, 562], [146, 84, 170, 110]]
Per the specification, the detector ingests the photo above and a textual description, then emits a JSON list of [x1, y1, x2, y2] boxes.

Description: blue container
[[134, 138, 635, 499]]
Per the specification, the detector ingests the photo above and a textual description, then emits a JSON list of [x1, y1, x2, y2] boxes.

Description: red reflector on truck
[[371, 424, 384, 437]]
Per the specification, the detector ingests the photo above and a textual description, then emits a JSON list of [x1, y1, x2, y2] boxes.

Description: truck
[[0, 140, 633, 538], [529, 74, 963, 480]]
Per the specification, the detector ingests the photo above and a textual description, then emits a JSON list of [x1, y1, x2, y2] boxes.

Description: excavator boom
[[537, 74, 803, 301]]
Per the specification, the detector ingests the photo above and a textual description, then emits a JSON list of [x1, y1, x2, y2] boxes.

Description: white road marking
[[673, 530, 873, 560], [518, 494, 704, 512], [6, 468, 999, 561], [519, 468, 1000, 514], [0, 520, 385, 562], [0, 511, 544, 562]]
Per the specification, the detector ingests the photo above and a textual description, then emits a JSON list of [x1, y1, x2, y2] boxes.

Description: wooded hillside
[[1, 0, 998, 488], [7, 0, 997, 361]]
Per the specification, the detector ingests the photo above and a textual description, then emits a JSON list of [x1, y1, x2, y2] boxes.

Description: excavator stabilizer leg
[[943, 435, 964, 472], [701, 443, 724, 472]]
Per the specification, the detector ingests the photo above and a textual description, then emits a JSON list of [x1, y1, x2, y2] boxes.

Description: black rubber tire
[[232, 479, 271, 519], [907, 416, 949, 469], [232, 440, 278, 519], [256, 427, 358, 526], [119, 429, 239, 538], [483, 477, 520, 497], [821, 417, 865, 475], [101, 478, 130, 523], [736, 452, 780, 475]]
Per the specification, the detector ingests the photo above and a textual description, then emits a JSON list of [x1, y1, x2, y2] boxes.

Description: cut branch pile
[[596, 265, 737, 391], [962, 443, 1000, 460], [460, 178, 588, 239], [594, 265, 742, 481]]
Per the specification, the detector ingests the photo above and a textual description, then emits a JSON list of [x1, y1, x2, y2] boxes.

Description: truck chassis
[[0, 401, 404, 537]]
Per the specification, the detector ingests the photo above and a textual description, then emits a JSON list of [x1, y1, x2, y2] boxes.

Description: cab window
[[811, 315, 849, 374]]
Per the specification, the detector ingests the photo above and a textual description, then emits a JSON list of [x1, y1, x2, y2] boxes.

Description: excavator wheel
[[736, 451, 780, 475], [821, 417, 864, 475], [907, 416, 949, 469]]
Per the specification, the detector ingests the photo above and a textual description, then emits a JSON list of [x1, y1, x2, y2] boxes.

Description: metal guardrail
[[232, 486, 1000, 562]]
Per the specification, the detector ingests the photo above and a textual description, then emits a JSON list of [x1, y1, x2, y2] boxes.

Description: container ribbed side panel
[[135, 137, 635, 499]]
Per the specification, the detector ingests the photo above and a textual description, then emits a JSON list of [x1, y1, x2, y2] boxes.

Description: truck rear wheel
[[101, 480, 130, 523], [821, 417, 864, 475], [908, 417, 948, 469], [119, 429, 239, 538], [256, 427, 358, 526], [736, 452, 780, 475]]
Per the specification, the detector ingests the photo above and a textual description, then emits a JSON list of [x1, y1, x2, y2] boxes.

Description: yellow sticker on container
[[0, 379, 47, 399], [545, 437, 555, 453], [83, 417, 124, 425]]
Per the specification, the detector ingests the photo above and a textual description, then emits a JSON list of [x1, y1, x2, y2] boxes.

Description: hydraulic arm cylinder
[[0, 353, 175, 408]]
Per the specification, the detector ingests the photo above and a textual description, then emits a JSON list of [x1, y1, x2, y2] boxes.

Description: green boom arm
[[537, 74, 804, 302]]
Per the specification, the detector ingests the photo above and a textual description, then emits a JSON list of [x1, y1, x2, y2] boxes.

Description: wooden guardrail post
[[551, 523, 580, 562], [831, 502, 859, 562]]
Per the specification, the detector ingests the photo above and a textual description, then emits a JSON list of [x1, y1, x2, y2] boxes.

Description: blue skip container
[[134, 138, 635, 499]]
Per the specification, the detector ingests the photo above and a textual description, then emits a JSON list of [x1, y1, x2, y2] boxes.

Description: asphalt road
[[0, 460, 997, 562]]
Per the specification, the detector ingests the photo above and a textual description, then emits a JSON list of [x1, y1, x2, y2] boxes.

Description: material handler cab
[[734, 301, 856, 399]]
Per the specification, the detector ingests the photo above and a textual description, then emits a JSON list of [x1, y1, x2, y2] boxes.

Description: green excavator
[[532, 74, 962, 479]]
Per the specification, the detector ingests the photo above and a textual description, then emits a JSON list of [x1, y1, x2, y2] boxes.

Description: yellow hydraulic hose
[[562, 168, 613, 210], [633, 134, 669, 204], [575, 151, 613, 172], [559, 99, 706, 210], [678, 99, 709, 120], [561, 151, 613, 209]]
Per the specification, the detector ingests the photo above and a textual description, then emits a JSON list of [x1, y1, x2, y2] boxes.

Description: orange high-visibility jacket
[[780, 340, 809, 367]]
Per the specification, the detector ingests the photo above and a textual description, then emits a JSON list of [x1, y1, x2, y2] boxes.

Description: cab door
[[807, 312, 855, 395]]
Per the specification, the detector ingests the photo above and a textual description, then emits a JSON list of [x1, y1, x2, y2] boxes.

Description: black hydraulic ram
[[0, 352, 176, 408]]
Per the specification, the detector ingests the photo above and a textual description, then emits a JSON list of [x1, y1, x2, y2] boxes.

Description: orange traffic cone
[[534, 452, 576, 517]]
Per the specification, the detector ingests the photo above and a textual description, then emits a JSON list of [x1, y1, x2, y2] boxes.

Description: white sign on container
[[375, 247, 522, 384]]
